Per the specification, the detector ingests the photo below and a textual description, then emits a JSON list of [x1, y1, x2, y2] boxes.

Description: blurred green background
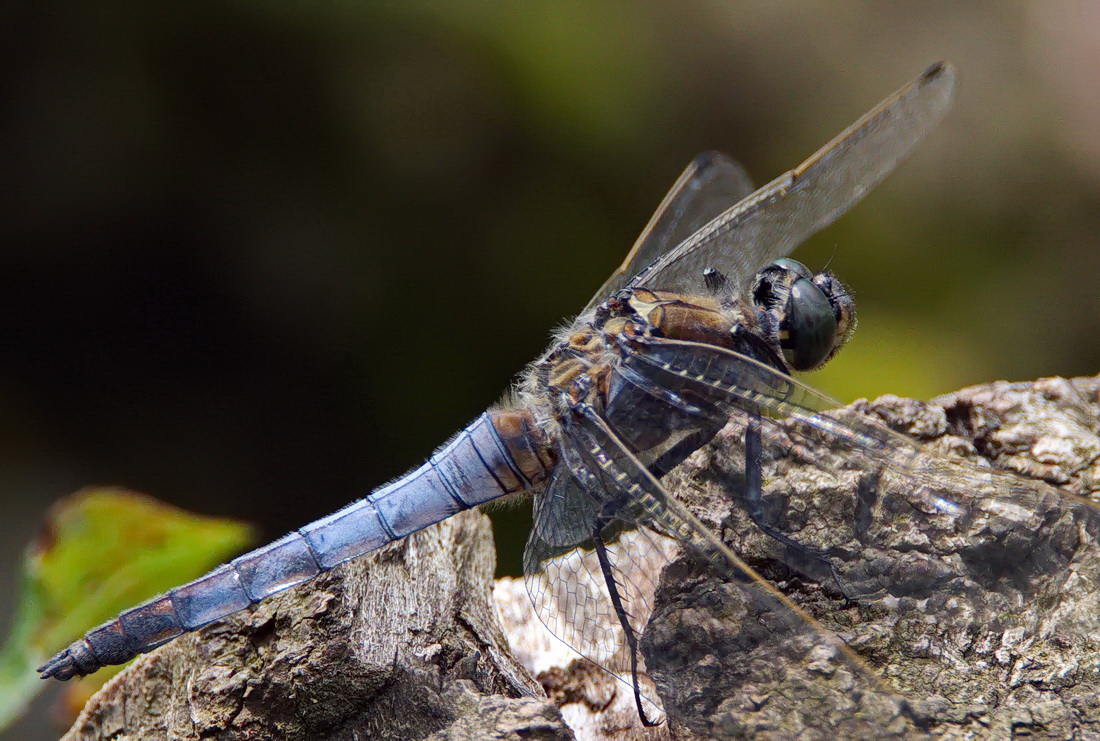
[[3, 2, 1100, 735]]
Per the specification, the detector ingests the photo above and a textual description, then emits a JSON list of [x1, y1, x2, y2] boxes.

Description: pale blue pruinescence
[[38, 411, 525, 679]]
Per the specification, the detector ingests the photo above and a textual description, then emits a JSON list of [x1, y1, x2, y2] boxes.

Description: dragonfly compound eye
[[752, 257, 840, 372], [771, 257, 814, 281], [783, 277, 838, 371]]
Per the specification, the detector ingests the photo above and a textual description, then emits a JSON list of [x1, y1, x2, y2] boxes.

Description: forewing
[[623, 333, 1100, 644], [583, 152, 754, 313], [627, 62, 956, 295]]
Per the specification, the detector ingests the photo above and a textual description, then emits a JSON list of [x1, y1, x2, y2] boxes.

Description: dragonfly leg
[[742, 413, 846, 594], [591, 506, 661, 728], [570, 404, 918, 730]]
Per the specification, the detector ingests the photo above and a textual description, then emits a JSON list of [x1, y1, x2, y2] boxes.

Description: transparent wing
[[532, 367, 1099, 733], [583, 152, 754, 313], [524, 470, 675, 722], [529, 332, 1100, 732], [626, 62, 956, 296], [620, 332, 1100, 630], [524, 406, 911, 733]]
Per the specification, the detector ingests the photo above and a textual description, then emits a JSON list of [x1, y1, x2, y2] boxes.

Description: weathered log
[[61, 512, 570, 740], [642, 375, 1100, 739], [62, 375, 1100, 740]]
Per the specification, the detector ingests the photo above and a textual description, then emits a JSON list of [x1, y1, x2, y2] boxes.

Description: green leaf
[[0, 487, 256, 731]]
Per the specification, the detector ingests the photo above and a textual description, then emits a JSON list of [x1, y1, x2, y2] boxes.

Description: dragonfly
[[43, 61, 1086, 734]]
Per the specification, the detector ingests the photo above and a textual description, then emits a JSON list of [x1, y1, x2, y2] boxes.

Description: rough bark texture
[[643, 375, 1100, 739], [63, 375, 1100, 740], [62, 513, 571, 740]]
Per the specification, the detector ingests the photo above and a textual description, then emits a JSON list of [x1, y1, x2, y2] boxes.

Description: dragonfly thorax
[[535, 258, 854, 448]]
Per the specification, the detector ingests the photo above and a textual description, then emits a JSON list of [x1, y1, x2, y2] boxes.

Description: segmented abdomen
[[39, 409, 551, 680]]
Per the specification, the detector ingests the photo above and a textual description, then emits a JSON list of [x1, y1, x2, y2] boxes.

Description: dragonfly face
[[51, 60, 1096, 738]]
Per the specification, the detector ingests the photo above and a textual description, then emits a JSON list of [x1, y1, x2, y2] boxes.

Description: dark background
[[4, 3, 1100, 736]]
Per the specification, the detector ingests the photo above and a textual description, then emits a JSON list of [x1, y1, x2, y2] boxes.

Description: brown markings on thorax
[[627, 290, 738, 349], [544, 290, 744, 409]]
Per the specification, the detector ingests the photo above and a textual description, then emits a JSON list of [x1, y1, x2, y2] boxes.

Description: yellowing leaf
[[0, 488, 256, 731]]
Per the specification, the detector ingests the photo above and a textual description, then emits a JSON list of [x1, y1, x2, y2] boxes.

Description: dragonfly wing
[[548, 405, 913, 734], [627, 62, 956, 296], [583, 152, 754, 313], [523, 466, 675, 721], [619, 334, 1100, 689]]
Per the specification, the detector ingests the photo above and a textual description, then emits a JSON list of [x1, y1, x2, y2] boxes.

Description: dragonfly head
[[751, 258, 856, 372]]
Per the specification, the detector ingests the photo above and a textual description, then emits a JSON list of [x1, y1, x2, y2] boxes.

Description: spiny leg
[[591, 506, 660, 727], [570, 402, 918, 732], [741, 413, 846, 595]]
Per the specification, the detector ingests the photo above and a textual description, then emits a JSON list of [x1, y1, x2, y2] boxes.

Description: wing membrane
[[524, 448, 676, 722], [584, 152, 754, 312], [623, 331, 1100, 615], [599, 334, 1100, 731], [548, 405, 910, 732], [626, 62, 956, 295]]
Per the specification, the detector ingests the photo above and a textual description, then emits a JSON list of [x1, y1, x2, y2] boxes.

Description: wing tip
[[921, 61, 946, 80], [921, 61, 958, 95], [691, 150, 724, 172]]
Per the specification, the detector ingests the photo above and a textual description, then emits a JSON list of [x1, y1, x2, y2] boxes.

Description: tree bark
[[62, 375, 1100, 740], [642, 375, 1100, 739], [61, 512, 571, 740]]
